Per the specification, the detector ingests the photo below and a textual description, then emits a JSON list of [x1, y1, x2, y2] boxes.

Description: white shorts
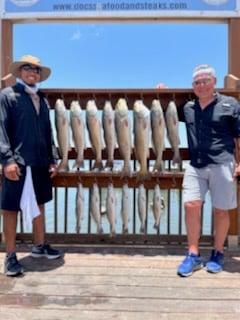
[[182, 162, 237, 210]]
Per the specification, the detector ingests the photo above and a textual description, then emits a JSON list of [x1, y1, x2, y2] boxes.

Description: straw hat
[[9, 55, 51, 82]]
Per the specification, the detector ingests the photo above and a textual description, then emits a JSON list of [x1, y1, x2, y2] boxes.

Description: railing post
[[227, 185, 240, 250]]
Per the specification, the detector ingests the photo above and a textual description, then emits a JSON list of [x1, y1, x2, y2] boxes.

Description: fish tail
[[136, 169, 151, 182], [110, 227, 116, 237], [105, 160, 114, 170], [97, 224, 103, 234], [172, 151, 182, 166], [92, 160, 104, 171], [72, 159, 84, 170], [75, 223, 79, 233], [58, 160, 69, 172], [140, 224, 145, 234], [153, 222, 159, 230], [122, 225, 129, 234], [120, 163, 132, 179], [153, 160, 164, 172]]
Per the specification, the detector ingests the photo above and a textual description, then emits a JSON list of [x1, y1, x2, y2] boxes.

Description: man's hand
[[4, 163, 21, 181], [49, 164, 59, 178]]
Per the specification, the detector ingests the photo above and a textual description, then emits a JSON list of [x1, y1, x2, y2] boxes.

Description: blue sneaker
[[206, 250, 224, 273], [177, 252, 203, 277]]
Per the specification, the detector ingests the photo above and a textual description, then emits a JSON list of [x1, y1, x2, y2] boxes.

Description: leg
[[213, 208, 230, 253], [185, 200, 203, 255], [3, 210, 18, 254], [177, 200, 203, 277], [177, 165, 207, 277], [205, 162, 235, 273], [31, 203, 61, 260], [32, 204, 45, 245], [205, 208, 229, 273], [2, 210, 24, 276]]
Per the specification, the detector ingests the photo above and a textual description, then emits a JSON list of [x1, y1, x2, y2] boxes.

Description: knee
[[213, 208, 229, 217], [185, 200, 202, 210]]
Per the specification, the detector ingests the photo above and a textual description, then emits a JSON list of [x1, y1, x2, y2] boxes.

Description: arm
[[0, 90, 21, 180], [0, 90, 16, 166], [233, 138, 240, 178]]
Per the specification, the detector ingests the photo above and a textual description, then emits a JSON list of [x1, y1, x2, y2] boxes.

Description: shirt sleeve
[[0, 89, 16, 166]]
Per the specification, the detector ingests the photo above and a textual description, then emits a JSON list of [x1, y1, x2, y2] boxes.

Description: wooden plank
[[42, 88, 240, 109], [0, 245, 239, 320], [0, 308, 239, 320], [228, 19, 240, 79]]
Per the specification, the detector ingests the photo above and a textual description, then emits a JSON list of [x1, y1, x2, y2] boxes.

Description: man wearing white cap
[[0, 55, 61, 276], [176, 64, 240, 277]]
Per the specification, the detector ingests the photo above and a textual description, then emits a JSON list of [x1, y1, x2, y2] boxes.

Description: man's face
[[192, 72, 216, 100], [19, 64, 41, 86]]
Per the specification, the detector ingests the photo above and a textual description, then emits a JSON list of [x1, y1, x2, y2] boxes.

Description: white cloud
[[70, 30, 82, 41]]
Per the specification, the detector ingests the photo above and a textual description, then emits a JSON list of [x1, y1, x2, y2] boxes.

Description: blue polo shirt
[[179, 93, 240, 168]]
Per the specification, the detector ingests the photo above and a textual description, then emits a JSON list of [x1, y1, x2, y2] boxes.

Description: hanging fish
[[89, 183, 103, 234], [151, 99, 165, 172], [106, 183, 117, 236], [133, 100, 151, 181], [165, 100, 181, 166], [102, 101, 116, 170], [115, 98, 132, 178], [138, 183, 147, 233], [54, 98, 70, 172], [86, 100, 104, 171], [70, 100, 86, 170], [152, 184, 164, 230], [75, 182, 84, 233], [121, 183, 130, 234]]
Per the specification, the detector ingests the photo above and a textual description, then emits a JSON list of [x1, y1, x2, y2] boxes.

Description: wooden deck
[[0, 244, 240, 319]]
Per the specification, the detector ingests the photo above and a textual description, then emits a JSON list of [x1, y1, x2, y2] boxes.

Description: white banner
[[1, 0, 240, 18]]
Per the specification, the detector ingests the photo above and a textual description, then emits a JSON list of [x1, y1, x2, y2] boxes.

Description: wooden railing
[[1, 88, 240, 247]]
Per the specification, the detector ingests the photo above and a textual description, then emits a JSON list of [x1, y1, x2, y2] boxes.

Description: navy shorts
[[1, 165, 53, 211]]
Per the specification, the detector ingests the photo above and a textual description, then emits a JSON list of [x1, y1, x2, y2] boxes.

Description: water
[[42, 183, 213, 236], [33, 108, 212, 236]]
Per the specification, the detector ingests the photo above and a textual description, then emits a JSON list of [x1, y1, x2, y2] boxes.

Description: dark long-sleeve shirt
[[0, 83, 58, 167], [178, 92, 240, 168]]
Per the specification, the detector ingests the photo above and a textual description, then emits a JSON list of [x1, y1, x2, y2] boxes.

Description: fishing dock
[[0, 244, 240, 319], [2, 4, 240, 318]]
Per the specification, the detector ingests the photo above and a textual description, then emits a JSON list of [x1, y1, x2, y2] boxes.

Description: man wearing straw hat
[[0, 55, 61, 276]]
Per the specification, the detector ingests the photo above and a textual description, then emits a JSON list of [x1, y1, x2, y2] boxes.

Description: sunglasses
[[193, 78, 212, 86], [22, 64, 41, 74]]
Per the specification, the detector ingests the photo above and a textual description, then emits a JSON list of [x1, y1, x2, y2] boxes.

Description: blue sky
[[12, 21, 229, 147], [13, 21, 228, 89]]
